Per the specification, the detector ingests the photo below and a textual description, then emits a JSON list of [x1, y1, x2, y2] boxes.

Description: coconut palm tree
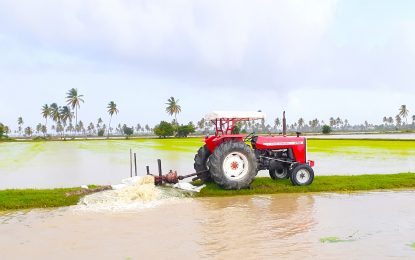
[[399, 105, 409, 125], [17, 117, 24, 136], [36, 123, 42, 135], [329, 117, 335, 127], [136, 123, 142, 133], [298, 118, 304, 130], [41, 104, 51, 134], [382, 116, 388, 126], [310, 119, 319, 130], [56, 122, 63, 136], [274, 118, 281, 131], [66, 88, 84, 134], [50, 103, 60, 121], [4, 125, 9, 135], [388, 116, 393, 125], [107, 101, 119, 138], [59, 106, 72, 139], [335, 117, 343, 128], [88, 122, 95, 136], [343, 119, 349, 129], [24, 127, 33, 137], [49, 103, 60, 135], [41, 125, 47, 136], [165, 97, 181, 124], [395, 115, 402, 127], [97, 117, 103, 131]]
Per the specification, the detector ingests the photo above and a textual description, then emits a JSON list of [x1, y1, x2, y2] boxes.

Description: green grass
[[2, 137, 414, 157], [410, 242, 415, 250], [1, 173, 415, 210], [320, 237, 349, 243], [131, 137, 204, 152], [0, 187, 85, 210], [308, 139, 415, 156], [196, 173, 415, 197]]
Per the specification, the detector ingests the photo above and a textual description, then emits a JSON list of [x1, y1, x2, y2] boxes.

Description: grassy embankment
[[1, 173, 415, 210], [0, 188, 85, 211], [0, 185, 105, 211], [197, 173, 415, 197]]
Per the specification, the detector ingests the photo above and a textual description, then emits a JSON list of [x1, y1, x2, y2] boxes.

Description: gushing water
[[76, 176, 193, 211]]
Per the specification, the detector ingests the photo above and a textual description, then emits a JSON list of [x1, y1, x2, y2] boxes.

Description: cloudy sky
[[0, 0, 414, 129]]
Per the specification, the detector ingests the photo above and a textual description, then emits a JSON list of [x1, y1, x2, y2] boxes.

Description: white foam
[[74, 176, 197, 212]]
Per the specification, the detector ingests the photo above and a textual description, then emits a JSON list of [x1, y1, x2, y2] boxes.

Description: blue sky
[[0, 0, 414, 129]]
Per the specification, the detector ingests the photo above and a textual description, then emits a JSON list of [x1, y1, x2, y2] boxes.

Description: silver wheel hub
[[222, 152, 249, 180], [296, 169, 310, 184]]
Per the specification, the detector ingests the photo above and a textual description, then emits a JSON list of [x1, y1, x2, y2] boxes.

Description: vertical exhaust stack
[[282, 111, 287, 136]]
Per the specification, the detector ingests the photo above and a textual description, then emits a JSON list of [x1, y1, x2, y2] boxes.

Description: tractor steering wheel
[[244, 132, 255, 142]]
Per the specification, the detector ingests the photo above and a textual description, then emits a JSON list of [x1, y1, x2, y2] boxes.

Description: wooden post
[[130, 149, 133, 178], [157, 159, 162, 178], [134, 153, 137, 176]]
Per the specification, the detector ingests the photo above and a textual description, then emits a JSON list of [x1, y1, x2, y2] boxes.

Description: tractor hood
[[255, 135, 307, 164], [255, 136, 305, 148]]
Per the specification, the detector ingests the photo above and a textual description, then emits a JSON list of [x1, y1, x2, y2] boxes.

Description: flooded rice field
[[307, 133, 415, 140], [0, 137, 414, 189], [1, 191, 415, 259], [1, 136, 415, 259]]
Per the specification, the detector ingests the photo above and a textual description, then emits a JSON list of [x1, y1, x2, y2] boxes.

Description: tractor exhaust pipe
[[282, 111, 287, 136]]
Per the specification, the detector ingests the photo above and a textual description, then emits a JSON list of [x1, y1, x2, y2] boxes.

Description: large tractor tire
[[269, 168, 290, 180], [290, 164, 314, 186], [193, 145, 212, 182], [208, 141, 257, 190]]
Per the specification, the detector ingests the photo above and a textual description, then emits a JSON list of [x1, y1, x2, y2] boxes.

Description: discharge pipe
[[282, 111, 287, 136]]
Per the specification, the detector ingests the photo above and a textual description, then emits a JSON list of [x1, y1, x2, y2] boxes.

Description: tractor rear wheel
[[208, 141, 257, 190], [269, 168, 289, 179], [193, 145, 212, 182], [290, 164, 314, 186]]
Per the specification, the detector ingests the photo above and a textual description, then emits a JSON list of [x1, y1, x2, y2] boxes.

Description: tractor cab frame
[[204, 111, 265, 153]]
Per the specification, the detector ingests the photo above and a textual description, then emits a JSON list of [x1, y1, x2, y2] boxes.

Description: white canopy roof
[[205, 111, 266, 121]]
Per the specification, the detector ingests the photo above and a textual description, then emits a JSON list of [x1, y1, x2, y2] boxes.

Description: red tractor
[[194, 111, 315, 190]]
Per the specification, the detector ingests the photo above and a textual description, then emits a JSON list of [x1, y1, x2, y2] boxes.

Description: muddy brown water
[[1, 191, 415, 259]]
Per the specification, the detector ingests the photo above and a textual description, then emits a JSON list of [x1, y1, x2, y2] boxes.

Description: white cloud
[[0, 0, 414, 128], [0, 0, 337, 72]]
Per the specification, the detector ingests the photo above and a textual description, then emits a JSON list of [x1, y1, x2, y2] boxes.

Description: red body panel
[[205, 134, 245, 153], [255, 136, 307, 164]]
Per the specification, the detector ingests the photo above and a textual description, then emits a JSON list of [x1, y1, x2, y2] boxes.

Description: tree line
[[0, 93, 414, 140]]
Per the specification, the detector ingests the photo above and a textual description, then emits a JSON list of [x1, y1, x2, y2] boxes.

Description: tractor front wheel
[[208, 141, 257, 190], [194, 145, 212, 182], [290, 164, 314, 186]]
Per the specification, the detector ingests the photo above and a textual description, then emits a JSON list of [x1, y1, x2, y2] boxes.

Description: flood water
[[1, 137, 415, 259], [0, 137, 414, 189], [0, 140, 196, 189], [1, 191, 415, 259]]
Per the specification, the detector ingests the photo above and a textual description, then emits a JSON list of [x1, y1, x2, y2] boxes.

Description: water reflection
[[1, 192, 415, 259], [196, 195, 316, 259]]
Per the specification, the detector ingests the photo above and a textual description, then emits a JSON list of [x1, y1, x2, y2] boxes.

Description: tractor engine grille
[[255, 149, 294, 171]]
